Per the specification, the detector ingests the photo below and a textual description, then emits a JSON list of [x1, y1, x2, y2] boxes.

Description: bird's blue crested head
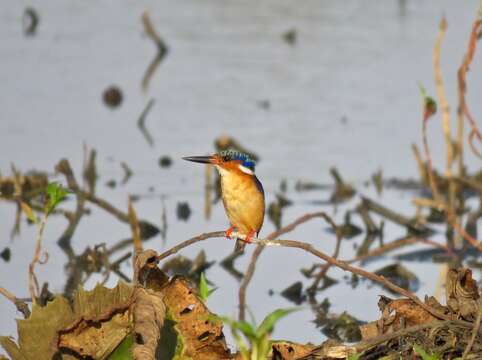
[[219, 150, 256, 172]]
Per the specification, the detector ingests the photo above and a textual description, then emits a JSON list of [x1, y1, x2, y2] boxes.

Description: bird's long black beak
[[182, 155, 214, 164]]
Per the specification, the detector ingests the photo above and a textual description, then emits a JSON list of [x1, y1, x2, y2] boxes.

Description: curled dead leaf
[[132, 287, 166, 360]]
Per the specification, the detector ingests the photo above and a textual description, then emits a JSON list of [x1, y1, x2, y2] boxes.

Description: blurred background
[[1, 0, 481, 351]]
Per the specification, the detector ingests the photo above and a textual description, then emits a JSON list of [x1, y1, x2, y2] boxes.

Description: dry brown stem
[[433, 17, 453, 176], [28, 212, 48, 305], [458, 19, 482, 161], [0, 286, 30, 318], [128, 198, 143, 257], [462, 306, 482, 359]]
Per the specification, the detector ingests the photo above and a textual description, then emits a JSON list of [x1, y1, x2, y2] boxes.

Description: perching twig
[[238, 212, 338, 321], [156, 231, 226, 262], [156, 228, 464, 324]]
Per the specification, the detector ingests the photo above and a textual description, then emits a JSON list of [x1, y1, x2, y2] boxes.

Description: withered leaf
[[58, 281, 134, 360], [132, 287, 165, 360], [271, 340, 315, 359], [162, 276, 231, 360], [0, 296, 75, 360]]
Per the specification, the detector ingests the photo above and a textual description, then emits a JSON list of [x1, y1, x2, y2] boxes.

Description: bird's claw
[[225, 227, 236, 239], [244, 231, 256, 244]]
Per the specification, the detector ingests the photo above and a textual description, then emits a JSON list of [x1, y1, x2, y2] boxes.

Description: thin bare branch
[[237, 212, 338, 321], [0, 286, 30, 318]]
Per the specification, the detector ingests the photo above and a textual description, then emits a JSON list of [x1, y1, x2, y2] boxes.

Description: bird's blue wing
[[253, 175, 264, 197]]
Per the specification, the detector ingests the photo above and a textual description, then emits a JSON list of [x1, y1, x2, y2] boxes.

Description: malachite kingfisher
[[183, 151, 265, 252]]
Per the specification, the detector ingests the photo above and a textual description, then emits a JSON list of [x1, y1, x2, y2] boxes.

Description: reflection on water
[[1, 0, 481, 349]]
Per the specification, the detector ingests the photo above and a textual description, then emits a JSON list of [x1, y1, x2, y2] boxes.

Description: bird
[[183, 151, 265, 252]]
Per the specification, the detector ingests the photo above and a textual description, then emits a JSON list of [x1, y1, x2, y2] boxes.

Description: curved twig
[[238, 212, 338, 321]]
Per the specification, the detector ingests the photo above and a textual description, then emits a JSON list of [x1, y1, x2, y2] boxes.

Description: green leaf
[[413, 344, 440, 360], [215, 315, 257, 339], [46, 182, 69, 215], [198, 272, 216, 302], [417, 84, 437, 121], [108, 334, 133, 360], [347, 354, 361, 360], [256, 308, 299, 338]]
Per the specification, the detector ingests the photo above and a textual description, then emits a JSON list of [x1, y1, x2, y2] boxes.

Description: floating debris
[[120, 162, 133, 185], [0, 247, 11, 262], [279, 179, 287, 193], [161, 250, 213, 282], [268, 193, 293, 230], [371, 169, 383, 195], [327, 212, 363, 239], [362, 196, 433, 235], [158, 156, 172, 168], [295, 180, 332, 191], [22, 7, 39, 36], [316, 311, 364, 343], [176, 202, 191, 221], [160, 198, 167, 242], [373, 263, 420, 293], [282, 28, 297, 46], [102, 86, 123, 108], [137, 99, 155, 146], [330, 167, 356, 203], [82, 148, 98, 194], [105, 179, 116, 188], [141, 11, 169, 92], [256, 99, 271, 110], [281, 281, 305, 305]]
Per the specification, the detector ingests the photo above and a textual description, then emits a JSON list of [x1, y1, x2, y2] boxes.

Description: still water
[[1, 0, 481, 351]]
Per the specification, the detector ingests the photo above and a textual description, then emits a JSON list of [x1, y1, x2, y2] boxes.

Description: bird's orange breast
[[218, 168, 265, 235]]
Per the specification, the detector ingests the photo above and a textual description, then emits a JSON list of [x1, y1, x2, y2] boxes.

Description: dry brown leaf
[[58, 281, 134, 359], [360, 295, 440, 340], [132, 287, 166, 360], [163, 276, 231, 360], [59, 312, 131, 359], [296, 339, 357, 359], [0, 296, 76, 360], [446, 268, 480, 320], [359, 321, 380, 341], [271, 341, 316, 359]]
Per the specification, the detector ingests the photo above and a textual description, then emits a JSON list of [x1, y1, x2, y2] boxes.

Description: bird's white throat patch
[[238, 164, 254, 175], [215, 164, 254, 176]]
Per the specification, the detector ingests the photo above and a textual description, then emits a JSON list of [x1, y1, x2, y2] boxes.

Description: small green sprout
[[216, 308, 299, 360], [418, 84, 437, 122], [198, 272, 217, 302], [45, 182, 69, 215], [413, 344, 440, 360]]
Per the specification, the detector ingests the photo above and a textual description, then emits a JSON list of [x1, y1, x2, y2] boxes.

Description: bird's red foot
[[244, 230, 256, 244], [225, 226, 236, 239]]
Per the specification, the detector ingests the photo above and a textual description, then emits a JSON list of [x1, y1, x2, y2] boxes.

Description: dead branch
[[0, 286, 30, 318]]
